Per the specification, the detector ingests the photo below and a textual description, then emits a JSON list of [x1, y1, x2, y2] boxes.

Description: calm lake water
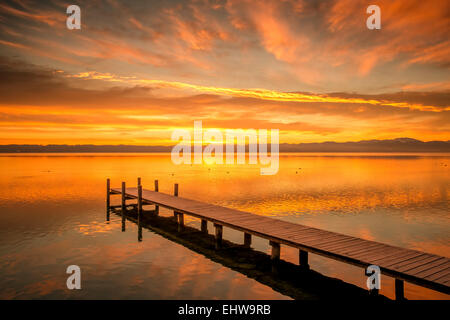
[[0, 153, 448, 300]]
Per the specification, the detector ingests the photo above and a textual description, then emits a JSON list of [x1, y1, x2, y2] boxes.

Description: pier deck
[[109, 182, 450, 299]]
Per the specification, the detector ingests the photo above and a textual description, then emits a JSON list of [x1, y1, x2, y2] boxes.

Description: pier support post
[[244, 233, 252, 248], [137, 185, 143, 217], [137, 177, 141, 186], [121, 182, 126, 231], [137, 184, 143, 241], [154, 180, 159, 216], [270, 241, 280, 273], [173, 183, 178, 218], [214, 224, 223, 249], [299, 250, 310, 270], [270, 241, 280, 261], [201, 219, 208, 233], [395, 279, 405, 301], [121, 182, 126, 212], [106, 178, 110, 221], [178, 213, 184, 232]]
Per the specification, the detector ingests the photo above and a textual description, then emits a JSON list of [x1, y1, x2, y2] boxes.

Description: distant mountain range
[[0, 138, 449, 153]]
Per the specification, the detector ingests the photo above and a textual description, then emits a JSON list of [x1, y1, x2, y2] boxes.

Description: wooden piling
[[178, 212, 184, 232], [395, 279, 405, 300], [138, 184, 143, 217], [244, 232, 252, 248], [270, 241, 280, 261], [106, 178, 110, 209], [121, 182, 126, 212], [121, 181, 126, 231], [201, 219, 208, 233], [299, 250, 310, 270], [270, 241, 280, 273], [106, 178, 110, 221], [173, 183, 178, 218], [137, 177, 141, 186], [214, 224, 223, 249], [154, 180, 159, 216]]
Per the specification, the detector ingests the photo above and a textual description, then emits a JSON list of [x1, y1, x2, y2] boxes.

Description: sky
[[0, 0, 449, 145]]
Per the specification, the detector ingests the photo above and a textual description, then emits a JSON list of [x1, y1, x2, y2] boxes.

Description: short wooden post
[[137, 185, 143, 242], [137, 177, 141, 186], [270, 241, 280, 261], [106, 178, 110, 208], [201, 219, 208, 233], [173, 183, 178, 218], [244, 232, 252, 248], [270, 241, 280, 273], [154, 179, 159, 216], [121, 181, 126, 231], [106, 178, 110, 221], [299, 250, 310, 270], [178, 212, 184, 232], [137, 185, 143, 217], [214, 224, 223, 249], [121, 181, 126, 212], [395, 279, 405, 301]]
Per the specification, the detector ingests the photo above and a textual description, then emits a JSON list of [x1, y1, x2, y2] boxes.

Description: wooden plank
[[389, 255, 444, 272], [425, 267, 450, 281], [403, 258, 449, 275], [370, 251, 425, 267], [433, 273, 450, 283], [356, 246, 407, 262], [338, 241, 384, 256], [344, 244, 392, 259], [297, 233, 346, 246], [416, 265, 450, 279], [284, 232, 332, 244], [286, 229, 330, 241], [318, 238, 367, 252], [315, 237, 359, 250]]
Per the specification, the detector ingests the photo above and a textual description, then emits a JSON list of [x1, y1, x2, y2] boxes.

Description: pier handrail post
[[106, 178, 110, 220], [214, 224, 223, 249], [244, 232, 252, 248], [174, 183, 184, 231], [154, 179, 159, 216], [270, 241, 281, 273], [137, 184, 143, 242], [201, 219, 208, 233], [121, 181, 126, 212], [299, 250, 310, 270], [395, 279, 405, 301], [121, 181, 126, 231], [173, 183, 179, 217], [138, 184, 143, 217]]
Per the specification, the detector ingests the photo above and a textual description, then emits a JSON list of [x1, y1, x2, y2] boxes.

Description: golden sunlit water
[[0, 153, 448, 299]]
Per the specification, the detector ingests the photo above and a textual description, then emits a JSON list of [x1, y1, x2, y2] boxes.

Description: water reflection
[[0, 153, 448, 299]]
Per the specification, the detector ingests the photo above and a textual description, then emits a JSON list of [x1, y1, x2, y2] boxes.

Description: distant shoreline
[[0, 138, 449, 153]]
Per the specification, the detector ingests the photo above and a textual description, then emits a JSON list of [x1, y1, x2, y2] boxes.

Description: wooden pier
[[107, 178, 450, 300]]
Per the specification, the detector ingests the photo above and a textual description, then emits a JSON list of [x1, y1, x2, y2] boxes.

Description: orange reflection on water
[[0, 153, 448, 299]]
